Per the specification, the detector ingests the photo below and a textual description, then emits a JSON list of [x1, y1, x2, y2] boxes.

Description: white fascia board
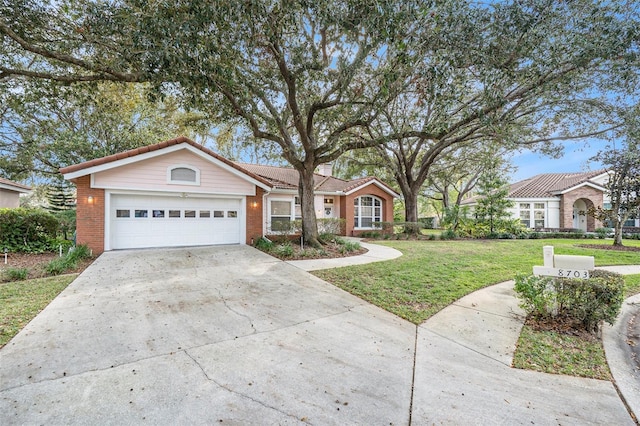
[[63, 144, 272, 191], [344, 180, 400, 198], [93, 186, 256, 198], [509, 197, 561, 202], [0, 183, 31, 193], [551, 181, 606, 195]]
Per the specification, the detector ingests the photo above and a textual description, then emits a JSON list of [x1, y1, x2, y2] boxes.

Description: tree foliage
[[1, 0, 639, 243], [474, 166, 515, 234], [589, 138, 640, 246], [0, 80, 208, 181]]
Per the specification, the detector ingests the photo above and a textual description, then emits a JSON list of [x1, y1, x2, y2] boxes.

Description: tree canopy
[[2, 0, 638, 243]]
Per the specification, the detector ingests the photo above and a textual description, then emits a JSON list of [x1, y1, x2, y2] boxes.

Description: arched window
[[167, 165, 200, 185], [354, 195, 382, 228]]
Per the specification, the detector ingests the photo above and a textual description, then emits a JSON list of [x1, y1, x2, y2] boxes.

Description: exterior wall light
[[87, 195, 94, 204]]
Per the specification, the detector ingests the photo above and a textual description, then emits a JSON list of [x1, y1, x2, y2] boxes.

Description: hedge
[[0, 208, 60, 253]]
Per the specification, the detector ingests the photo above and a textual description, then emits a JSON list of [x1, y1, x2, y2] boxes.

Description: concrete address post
[[533, 245, 594, 279]]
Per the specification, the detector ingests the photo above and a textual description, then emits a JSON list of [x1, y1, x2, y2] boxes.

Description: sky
[[509, 139, 608, 183]]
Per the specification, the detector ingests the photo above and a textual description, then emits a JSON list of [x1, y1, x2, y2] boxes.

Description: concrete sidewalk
[[413, 274, 637, 425], [293, 240, 640, 423], [287, 237, 402, 271]]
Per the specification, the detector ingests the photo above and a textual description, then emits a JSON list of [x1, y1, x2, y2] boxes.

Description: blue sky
[[509, 139, 608, 183]]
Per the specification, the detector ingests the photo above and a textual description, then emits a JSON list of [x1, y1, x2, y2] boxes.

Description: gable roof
[[508, 170, 607, 198], [59, 136, 273, 190], [238, 163, 400, 197], [0, 177, 31, 193], [462, 170, 607, 204], [59, 136, 399, 198]]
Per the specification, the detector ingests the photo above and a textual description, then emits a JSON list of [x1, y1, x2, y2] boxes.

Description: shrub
[[594, 228, 610, 239], [4, 267, 29, 281], [341, 240, 361, 253], [44, 244, 93, 276], [514, 270, 624, 333], [317, 218, 345, 235], [254, 237, 273, 251], [440, 229, 457, 240], [0, 208, 59, 253], [45, 257, 73, 276], [272, 242, 294, 258], [557, 270, 624, 332]]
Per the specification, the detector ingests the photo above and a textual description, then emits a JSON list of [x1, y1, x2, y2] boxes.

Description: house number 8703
[[557, 269, 589, 279]]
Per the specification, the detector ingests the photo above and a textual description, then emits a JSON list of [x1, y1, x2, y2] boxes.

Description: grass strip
[[0, 274, 77, 347], [314, 239, 640, 324]]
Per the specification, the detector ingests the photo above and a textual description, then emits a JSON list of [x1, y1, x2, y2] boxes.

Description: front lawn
[[313, 239, 640, 324], [0, 274, 77, 347]]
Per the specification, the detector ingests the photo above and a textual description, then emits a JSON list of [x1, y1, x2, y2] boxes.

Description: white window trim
[[268, 197, 298, 233], [354, 195, 382, 229], [518, 202, 546, 229], [166, 164, 200, 186]]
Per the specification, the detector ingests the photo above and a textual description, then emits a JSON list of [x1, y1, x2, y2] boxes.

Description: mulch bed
[[524, 315, 599, 341], [269, 240, 368, 261], [0, 252, 94, 281], [576, 244, 640, 252]]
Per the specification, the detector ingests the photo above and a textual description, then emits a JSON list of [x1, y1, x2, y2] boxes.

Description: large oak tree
[[2, 0, 638, 244]]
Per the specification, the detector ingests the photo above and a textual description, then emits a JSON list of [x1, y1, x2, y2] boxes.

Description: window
[[116, 209, 130, 218], [227, 211, 237, 218], [213, 210, 224, 218], [199, 210, 210, 218], [270, 200, 292, 232], [153, 210, 165, 218], [135, 210, 148, 218], [354, 196, 382, 228], [169, 210, 181, 218], [185, 210, 196, 218], [167, 165, 200, 185], [519, 202, 545, 228]]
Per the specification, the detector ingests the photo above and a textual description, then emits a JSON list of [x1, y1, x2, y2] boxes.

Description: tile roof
[[0, 177, 31, 192], [59, 136, 399, 197], [508, 170, 606, 198], [59, 136, 272, 188], [462, 170, 607, 204], [237, 163, 394, 194]]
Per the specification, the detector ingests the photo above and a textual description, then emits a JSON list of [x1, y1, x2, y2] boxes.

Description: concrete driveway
[[0, 246, 415, 425]]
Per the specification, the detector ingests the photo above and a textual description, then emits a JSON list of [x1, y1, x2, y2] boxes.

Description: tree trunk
[[613, 222, 624, 246], [402, 185, 420, 234], [298, 168, 321, 248]]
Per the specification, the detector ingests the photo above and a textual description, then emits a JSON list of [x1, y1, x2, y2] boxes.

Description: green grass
[[513, 325, 611, 380], [0, 274, 77, 347], [314, 239, 640, 324], [624, 274, 640, 297]]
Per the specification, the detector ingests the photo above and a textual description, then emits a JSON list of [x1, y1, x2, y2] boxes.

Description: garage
[[110, 194, 242, 249]]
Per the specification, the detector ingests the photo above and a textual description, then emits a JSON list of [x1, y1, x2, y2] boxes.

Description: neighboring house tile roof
[[462, 170, 607, 204], [0, 177, 32, 193]]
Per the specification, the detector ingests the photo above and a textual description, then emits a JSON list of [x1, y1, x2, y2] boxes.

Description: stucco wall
[[0, 189, 20, 208]]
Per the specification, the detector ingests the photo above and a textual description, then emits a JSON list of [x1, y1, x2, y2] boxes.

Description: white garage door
[[110, 194, 242, 249]]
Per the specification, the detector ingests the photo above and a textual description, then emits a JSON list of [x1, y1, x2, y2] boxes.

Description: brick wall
[[560, 186, 603, 231], [342, 185, 395, 236], [74, 176, 105, 254], [246, 187, 265, 244]]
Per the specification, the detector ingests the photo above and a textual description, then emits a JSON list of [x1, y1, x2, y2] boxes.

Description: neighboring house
[[461, 170, 639, 232], [60, 137, 398, 254], [0, 177, 31, 208]]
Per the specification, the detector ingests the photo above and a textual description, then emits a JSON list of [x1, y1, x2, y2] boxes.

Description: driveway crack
[[214, 286, 257, 335], [184, 349, 307, 423]]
